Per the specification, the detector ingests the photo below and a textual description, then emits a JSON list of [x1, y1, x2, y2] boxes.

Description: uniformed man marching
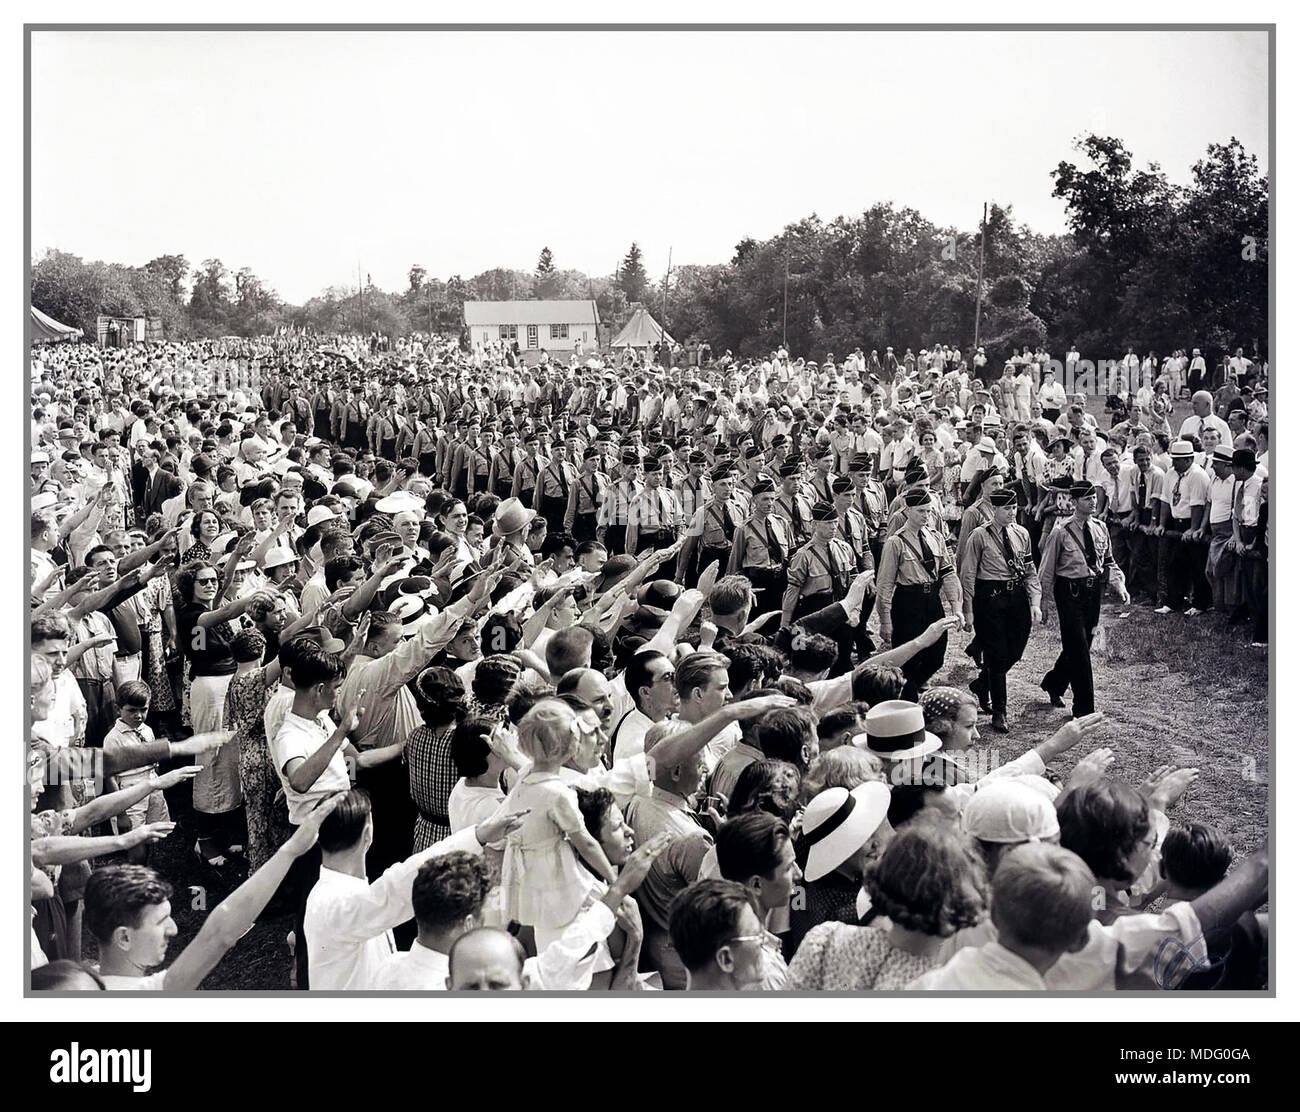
[[875, 487, 964, 701], [782, 501, 859, 670], [726, 476, 791, 614], [604, 451, 643, 556], [1038, 481, 1130, 718], [510, 431, 546, 509], [959, 487, 1042, 733], [848, 452, 890, 570], [831, 475, 877, 661], [677, 464, 745, 588], [564, 447, 609, 544], [625, 455, 682, 556], [773, 462, 814, 547], [534, 437, 578, 536]]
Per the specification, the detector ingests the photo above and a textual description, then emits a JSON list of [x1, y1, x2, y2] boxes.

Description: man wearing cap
[[673, 450, 711, 524], [625, 456, 681, 557], [340, 386, 369, 452], [726, 477, 791, 614], [782, 502, 863, 667], [534, 436, 579, 537], [1038, 481, 1129, 717], [677, 466, 744, 588], [563, 447, 609, 545], [875, 488, 963, 701], [509, 431, 546, 510], [847, 453, 890, 570], [959, 488, 1042, 732], [772, 462, 813, 548], [1155, 439, 1211, 616], [601, 451, 642, 557]]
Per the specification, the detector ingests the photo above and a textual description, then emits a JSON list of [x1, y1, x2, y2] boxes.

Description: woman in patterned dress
[[787, 822, 989, 990], [222, 607, 324, 872], [406, 666, 469, 852]]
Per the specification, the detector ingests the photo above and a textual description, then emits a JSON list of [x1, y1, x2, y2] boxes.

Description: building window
[[527, 325, 539, 349], [499, 325, 518, 341], [549, 323, 569, 340]]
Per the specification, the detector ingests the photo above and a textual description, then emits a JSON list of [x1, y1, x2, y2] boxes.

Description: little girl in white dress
[[500, 699, 619, 950]]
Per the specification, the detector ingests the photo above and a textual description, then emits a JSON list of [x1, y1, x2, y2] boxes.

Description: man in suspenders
[[959, 488, 1042, 733]]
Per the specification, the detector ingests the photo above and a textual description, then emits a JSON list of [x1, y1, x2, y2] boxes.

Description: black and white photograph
[[19, 11, 1281, 1045]]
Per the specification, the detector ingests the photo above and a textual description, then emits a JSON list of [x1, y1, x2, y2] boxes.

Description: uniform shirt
[[835, 507, 872, 570], [1160, 464, 1211, 520], [538, 457, 578, 501], [958, 521, 1042, 609], [627, 486, 682, 533], [853, 481, 890, 534], [956, 500, 996, 569], [727, 513, 791, 573], [784, 538, 857, 613], [565, 469, 610, 526], [689, 498, 744, 550], [773, 489, 813, 541], [874, 525, 955, 613], [1038, 515, 1117, 596]]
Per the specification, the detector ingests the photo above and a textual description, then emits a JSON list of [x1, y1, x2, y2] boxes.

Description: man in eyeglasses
[[668, 879, 769, 991]]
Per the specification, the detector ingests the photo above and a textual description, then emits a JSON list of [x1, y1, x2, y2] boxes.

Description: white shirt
[[305, 826, 482, 990], [1178, 413, 1231, 444], [371, 938, 449, 990], [448, 779, 505, 834], [611, 706, 658, 764], [270, 709, 351, 825], [1161, 464, 1211, 520], [1207, 473, 1237, 525], [908, 941, 1046, 990]]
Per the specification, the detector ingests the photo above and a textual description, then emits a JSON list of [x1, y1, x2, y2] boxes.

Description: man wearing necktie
[[726, 477, 790, 614], [960, 488, 1042, 732], [625, 456, 680, 556], [848, 452, 889, 570], [1038, 482, 1129, 718], [875, 487, 963, 701]]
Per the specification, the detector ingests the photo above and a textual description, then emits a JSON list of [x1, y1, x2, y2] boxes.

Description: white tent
[[611, 306, 674, 349], [30, 305, 82, 342]]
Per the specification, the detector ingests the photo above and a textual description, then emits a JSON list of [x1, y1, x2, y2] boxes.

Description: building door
[[527, 325, 539, 349]]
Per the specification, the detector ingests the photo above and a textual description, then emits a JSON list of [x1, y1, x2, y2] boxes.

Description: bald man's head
[[447, 927, 528, 990], [558, 668, 614, 729]]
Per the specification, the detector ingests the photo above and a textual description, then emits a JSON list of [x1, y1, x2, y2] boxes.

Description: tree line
[[31, 135, 1266, 367]]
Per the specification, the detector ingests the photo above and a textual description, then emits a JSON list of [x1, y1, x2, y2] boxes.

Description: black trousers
[[746, 565, 788, 617], [891, 583, 946, 701], [694, 543, 732, 588], [1042, 576, 1102, 716], [973, 582, 1032, 715], [573, 511, 599, 545]]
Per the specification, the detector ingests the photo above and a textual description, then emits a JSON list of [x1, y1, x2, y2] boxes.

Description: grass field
[[81, 394, 1270, 989]]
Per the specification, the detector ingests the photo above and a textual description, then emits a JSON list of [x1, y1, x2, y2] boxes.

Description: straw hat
[[801, 782, 892, 883]]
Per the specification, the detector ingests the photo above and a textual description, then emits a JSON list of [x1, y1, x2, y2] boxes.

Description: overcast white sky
[[30, 28, 1269, 305]]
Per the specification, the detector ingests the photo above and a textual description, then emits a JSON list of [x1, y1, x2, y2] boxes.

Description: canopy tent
[[610, 306, 674, 349], [30, 306, 82, 343]]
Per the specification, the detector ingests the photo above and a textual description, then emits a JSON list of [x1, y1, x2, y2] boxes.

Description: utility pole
[[661, 247, 672, 346], [358, 262, 364, 337], [783, 251, 789, 350], [973, 202, 987, 383]]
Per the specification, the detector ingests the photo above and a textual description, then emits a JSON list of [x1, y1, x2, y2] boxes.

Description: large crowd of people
[[27, 331, 1269, 991]]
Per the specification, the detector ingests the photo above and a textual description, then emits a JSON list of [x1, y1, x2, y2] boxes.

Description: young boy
[[102, 681, 168, 863], [907, 843, 1095, 989]]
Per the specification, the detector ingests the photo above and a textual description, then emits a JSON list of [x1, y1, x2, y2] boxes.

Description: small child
[[102, 681, 169, 862], [500, 698, 618, 950]]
